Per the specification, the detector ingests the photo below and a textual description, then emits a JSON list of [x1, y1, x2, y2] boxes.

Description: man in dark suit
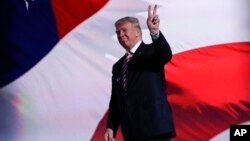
[[104, 5, 176, 141]]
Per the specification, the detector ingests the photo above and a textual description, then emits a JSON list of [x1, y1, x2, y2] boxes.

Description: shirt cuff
[[150, 30, 160, 40]]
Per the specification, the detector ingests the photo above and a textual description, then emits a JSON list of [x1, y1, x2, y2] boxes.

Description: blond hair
[[115, 16, 142, 36]]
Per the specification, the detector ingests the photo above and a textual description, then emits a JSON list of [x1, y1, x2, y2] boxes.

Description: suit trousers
[[121, 110, 171, 141]]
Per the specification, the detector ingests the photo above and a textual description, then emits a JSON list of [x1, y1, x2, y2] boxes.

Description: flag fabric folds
[[0, 0, 250, 141]]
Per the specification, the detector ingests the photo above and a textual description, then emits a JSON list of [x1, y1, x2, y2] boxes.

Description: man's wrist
[[150, 30, 160, 40]]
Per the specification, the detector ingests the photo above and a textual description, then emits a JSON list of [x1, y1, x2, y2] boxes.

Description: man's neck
[[129, 40, 142, 54]]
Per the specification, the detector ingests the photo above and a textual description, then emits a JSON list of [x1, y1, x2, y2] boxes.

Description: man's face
[[116, 22, 140, 50]]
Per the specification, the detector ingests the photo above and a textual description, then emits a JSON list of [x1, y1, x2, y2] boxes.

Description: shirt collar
[[128, 40, 142, 54]]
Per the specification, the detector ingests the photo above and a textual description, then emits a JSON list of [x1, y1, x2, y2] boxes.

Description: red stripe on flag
[[51, 0, 108, 38], [167, 42, 250, 141]]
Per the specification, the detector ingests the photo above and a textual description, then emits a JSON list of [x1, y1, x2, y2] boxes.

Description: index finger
[[148, 5, 152, 19], [104, 134, 108, 141]]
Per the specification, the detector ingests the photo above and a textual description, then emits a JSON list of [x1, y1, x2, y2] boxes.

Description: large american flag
[[0, 0, 250, 141]]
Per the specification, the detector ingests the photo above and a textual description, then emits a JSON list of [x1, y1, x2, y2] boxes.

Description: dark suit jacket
[[107, 32, 176, 139]]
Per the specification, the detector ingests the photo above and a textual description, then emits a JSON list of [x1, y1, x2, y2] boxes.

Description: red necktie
[[121, 52, 132, 92]]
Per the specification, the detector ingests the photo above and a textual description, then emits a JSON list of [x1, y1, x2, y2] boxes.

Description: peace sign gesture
[[147, 5, 160, 34]]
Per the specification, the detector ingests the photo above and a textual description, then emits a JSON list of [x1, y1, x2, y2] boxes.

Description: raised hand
[[147, 5, 160, 34]]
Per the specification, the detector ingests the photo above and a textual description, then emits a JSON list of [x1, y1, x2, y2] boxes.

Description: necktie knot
[[126, 52, 133, 61]]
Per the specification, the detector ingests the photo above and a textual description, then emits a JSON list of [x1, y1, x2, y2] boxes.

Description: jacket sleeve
[[151, 31, 172, 65], [106, 67, 121, 137]]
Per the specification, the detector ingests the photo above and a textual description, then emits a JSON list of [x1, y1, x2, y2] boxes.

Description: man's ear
[[135, 28, 141, 37]]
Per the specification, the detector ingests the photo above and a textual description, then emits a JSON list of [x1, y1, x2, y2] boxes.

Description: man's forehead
[[116, 22, 132, 29]]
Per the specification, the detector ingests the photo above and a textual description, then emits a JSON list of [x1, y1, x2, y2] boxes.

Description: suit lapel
[[132, 42, 144, 58], [127, 42, 145, 90], [114, 54, 126, 92], [115, 42, 146, 92]]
